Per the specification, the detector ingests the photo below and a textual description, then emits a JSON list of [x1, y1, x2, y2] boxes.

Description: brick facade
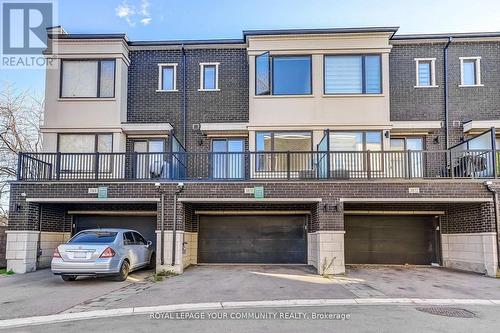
[[8, 180, 497, 234], [390, 40, 500, 148], [127, 48, 249, 151]]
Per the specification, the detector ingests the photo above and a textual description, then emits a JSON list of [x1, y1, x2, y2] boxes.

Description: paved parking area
[[1, 265, 499, 320], [345, 266, 500, 299], [110, 265, 500, 310], [0, 268, 153, 320]]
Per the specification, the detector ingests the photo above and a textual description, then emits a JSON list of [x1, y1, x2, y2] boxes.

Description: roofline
[[128, 38, 245, 46], [392, 31, 500, 40], [49, 33, 128, 40], [243, 27, 400, 38]]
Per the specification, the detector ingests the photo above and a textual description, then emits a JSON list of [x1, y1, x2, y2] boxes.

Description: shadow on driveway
[[0, 268, 153, 320]]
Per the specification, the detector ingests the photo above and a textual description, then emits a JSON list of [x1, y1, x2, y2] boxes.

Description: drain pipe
[[181, 44, 187, 146], [444, 37, 452, 149], [484, 181, 500, 271], [156, 183, 166, 265], [172, 183, 185, 267]]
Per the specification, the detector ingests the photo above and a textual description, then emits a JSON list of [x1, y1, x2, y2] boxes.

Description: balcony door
[[211, 139, 244, 179], [390, 137, 424, 177], [133, 139, 166, 179]]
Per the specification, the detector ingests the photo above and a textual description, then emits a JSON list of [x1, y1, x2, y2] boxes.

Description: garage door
[[198, 215, 307, 264], [74, 216, 157, 246], [345, 215, 438, 265]]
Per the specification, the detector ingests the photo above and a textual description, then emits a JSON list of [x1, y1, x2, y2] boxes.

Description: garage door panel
[[75, 216, 157, 246], [198, 215, 306, 264], [345, 215, 437, 265]]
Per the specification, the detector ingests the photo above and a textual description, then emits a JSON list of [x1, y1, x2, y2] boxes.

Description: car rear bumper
[[51, 258, 122, 276]]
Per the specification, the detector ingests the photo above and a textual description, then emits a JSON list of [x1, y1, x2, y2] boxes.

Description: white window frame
[[414, 58, 437, 88], [459, 57, 483, 87], [157, 63, 178, 92], [199, 62, 220, 91]]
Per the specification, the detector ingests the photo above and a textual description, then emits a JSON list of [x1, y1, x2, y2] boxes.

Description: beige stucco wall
[[41, 38, 129, 152], [248, 33, 392, 129], [441, 232, 499, 277], [308, 231, 346, 275]]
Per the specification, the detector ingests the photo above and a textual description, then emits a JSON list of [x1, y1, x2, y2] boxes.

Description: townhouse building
[[6, 26, 500, 278]]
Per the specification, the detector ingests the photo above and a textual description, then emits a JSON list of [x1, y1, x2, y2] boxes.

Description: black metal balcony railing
[[17, 149, 498, 182]]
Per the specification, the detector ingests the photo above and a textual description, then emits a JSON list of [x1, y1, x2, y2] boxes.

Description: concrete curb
[[1, 298, 499, 329]]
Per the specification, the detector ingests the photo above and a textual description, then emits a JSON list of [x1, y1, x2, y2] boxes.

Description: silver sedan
[[51, 228, 155, 281]]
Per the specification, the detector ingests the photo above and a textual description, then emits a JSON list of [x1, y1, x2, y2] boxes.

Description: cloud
[[140, 17, 152, 25], [115, 0, 152, 27]]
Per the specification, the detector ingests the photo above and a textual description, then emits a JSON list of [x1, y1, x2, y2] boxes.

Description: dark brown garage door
[[75, 215, 157, 246], [345, 215, 438, 265], [198, 215, 307, 264]]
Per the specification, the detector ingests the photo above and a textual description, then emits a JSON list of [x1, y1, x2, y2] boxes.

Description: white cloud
[[140, 17, 152, 25], [115, 0, 152, 27]]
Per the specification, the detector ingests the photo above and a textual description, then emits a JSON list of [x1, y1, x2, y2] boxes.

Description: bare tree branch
[[0, 82, 43, 218]]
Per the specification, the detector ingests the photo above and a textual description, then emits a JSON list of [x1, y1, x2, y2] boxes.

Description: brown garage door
[[75, 215, 157, 246], [345, 215, 438, 265], [198, 215, 307, 264]]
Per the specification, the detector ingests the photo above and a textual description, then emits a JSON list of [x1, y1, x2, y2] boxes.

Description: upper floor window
[[199, 63, 219, 91], [256, 132, 312, 151], [329, 131, 382, 151], [415, 58, 437, 88], [460, 57, 482, 87], [157, 63, 177, 91], [255, 53, 312, 96], [58, 133, 113, 153], [324, 55, 381, 94], [60, 59, 115, 98]]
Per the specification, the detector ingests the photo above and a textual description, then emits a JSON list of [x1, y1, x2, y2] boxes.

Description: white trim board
[[178, 198, 323, 203], [25, 198, 160, 203], [340, 198, 493, 203]]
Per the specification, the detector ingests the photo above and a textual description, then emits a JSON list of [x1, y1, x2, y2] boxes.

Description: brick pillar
[[6, 202, 40, 273], [308, 200, 345, 275]]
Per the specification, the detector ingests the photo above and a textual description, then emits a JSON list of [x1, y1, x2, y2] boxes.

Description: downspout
[[182, 44, 187, 146], [444, 37, 452, 149], [160, 191, 165, 265], [485, 182, 500, 273], [172, 185, 184, 267]]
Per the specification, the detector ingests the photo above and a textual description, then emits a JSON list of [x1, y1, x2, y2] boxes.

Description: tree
[[0, 83, 43, 218]]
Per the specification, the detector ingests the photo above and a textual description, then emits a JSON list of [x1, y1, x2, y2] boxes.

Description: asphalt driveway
[[1, 265, 499, 320], [0, 268, 153, 320], [109, 265, 500, 310]]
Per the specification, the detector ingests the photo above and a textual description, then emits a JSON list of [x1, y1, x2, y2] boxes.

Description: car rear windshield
[[70, 231, 118, 243]]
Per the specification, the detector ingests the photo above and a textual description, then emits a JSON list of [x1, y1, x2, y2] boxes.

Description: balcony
[[17, 149, 498, 182]]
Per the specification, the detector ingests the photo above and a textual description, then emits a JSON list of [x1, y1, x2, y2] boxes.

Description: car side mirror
[[146, 240, 153, 248]]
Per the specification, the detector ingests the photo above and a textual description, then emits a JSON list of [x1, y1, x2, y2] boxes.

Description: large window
[[60, 59, 116, 98], [329, 131, 382, 176], [324, 55, 381, 94], [212, 139, 245, 179], [255, 54, 312, 95], [58, 134, 112, 153], [256, 132, 312, 172], [58, 133, 113, 175]]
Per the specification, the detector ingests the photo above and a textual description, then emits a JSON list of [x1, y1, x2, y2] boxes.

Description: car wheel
[[61, 275, 77, 282], [148, 253, 156, 269], [114, 260, 130, 281]]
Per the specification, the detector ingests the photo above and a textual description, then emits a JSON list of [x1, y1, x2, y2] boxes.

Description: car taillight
[[53, 247, 61, 258], [100, 247, 116, 258]]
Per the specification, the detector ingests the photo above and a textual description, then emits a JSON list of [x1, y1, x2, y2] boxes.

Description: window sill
[[58, 97, 116, 102], [459, 84, 484, 87], [414, 85, 439, 88], [156, 89, 179, 93], [254, 94, 314, 99], [198, 89, 221, 92], [321, 94, 385, 98]]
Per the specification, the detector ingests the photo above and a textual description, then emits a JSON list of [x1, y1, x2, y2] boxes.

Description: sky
[[3, 0, 500, 95]]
